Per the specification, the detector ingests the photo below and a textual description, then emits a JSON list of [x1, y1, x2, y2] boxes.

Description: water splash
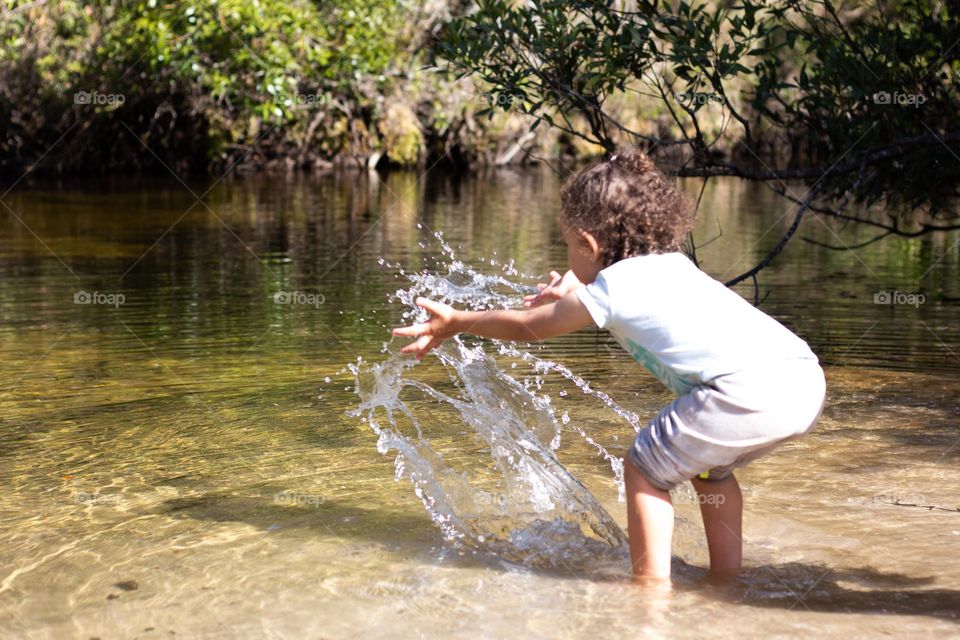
[[352, 232, 641, 568]]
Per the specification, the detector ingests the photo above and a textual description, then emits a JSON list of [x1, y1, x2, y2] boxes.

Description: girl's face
[[560, 219, 604, 284]]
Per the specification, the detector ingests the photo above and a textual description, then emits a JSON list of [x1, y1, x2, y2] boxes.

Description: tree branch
[[724, 187, 819, 288]]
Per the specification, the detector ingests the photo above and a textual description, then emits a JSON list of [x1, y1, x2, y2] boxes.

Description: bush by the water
[[1, 0, 469, 173]]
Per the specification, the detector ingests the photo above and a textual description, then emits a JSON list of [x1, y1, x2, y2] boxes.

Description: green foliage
[[0, 0, 410, 171], [438, 0, 960, 216], [378, 102, 424, 165]]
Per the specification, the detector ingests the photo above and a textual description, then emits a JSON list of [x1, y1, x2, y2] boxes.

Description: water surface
[[1, 169, 959, 637]]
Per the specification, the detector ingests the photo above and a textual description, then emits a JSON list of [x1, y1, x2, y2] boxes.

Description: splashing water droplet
[[350, 230, 642, 568]]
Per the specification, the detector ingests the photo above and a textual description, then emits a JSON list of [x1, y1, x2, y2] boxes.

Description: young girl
[[392, 148, 826, 580]]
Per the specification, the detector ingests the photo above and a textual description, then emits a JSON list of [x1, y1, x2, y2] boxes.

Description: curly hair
[[559, 147, 695, 266]]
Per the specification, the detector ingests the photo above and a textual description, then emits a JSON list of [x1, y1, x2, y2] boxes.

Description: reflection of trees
[[440, 1, 960, 290]]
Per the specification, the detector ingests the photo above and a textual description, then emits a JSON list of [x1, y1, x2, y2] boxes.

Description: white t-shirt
[[575, 252, 818, 395]]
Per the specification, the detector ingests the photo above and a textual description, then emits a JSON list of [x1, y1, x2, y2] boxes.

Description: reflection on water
[[1, 169, 959, 637]]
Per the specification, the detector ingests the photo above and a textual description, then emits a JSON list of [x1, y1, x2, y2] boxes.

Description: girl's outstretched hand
[[393, 289, 594, 355], [522, 269, 583, 308], [391, 297, 459, 360]]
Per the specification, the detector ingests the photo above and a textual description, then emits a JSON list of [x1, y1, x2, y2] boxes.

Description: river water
[[1, 168, 958, 638]]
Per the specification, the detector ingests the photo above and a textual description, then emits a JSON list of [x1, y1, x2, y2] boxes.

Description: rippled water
[[1, 170, 959, 637]]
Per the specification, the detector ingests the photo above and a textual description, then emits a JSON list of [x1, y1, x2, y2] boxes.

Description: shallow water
[[1, 169, 959, 638]]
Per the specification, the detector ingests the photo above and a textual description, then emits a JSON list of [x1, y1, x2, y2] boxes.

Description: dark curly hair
[[559, 148, 695, 266]]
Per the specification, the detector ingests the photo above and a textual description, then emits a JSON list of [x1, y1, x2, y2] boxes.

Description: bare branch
[[725, 187, 819, 288]]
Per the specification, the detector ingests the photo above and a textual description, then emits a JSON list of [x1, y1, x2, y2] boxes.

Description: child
[[392, 148, 826, 580]]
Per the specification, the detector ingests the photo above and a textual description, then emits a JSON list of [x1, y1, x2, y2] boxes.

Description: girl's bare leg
[[624, 461, 674, 579], [691, 474, 743, 575]]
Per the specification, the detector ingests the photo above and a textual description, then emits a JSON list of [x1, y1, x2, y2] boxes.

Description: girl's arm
[[392, 290, 593, 360]]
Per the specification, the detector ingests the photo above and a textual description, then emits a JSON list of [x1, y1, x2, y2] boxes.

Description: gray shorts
[[628, 358, 826, 491]]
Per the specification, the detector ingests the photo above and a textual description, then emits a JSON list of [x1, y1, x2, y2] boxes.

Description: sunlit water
[[1, 169, 959, 637]]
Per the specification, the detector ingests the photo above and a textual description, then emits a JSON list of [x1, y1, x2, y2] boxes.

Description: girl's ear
[[577, 229, 601, 260]]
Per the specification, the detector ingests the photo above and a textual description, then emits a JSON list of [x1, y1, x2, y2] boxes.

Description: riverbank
[[1, 1, 742, 177]]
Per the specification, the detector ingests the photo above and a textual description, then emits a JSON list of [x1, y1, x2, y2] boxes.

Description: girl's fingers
[[524, 272, 563, 307], [400, 334, 434, 354], [416, 337, 443, 360], [392, 323, 428, 337], [415, 297, 447, 317], [532, 272, 561, 295], [523, 291, 543, 305], [391, 298, 453, 358]]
